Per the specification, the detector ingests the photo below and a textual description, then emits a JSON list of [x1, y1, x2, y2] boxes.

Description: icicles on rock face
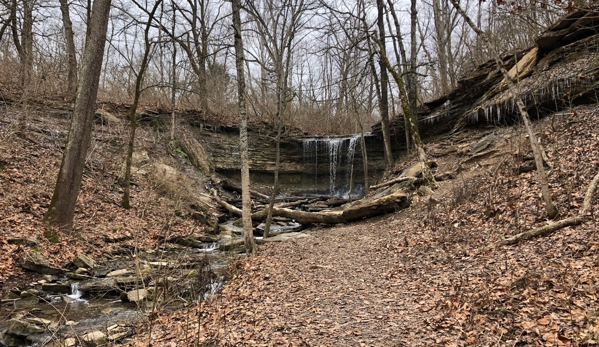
[[302, 135, 361, 196], [468, 74, 595, 126]]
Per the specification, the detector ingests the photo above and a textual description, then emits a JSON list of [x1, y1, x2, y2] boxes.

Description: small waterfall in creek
[[302, 135, 361, 196], [66, 283, 87, 303]]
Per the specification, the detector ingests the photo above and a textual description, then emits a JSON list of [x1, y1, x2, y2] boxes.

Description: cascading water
[[66, 283, 87, 303], [302, 135, 361, 197]]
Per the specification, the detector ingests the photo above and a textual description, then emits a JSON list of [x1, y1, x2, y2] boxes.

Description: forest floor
[[130, 106, 599, 346], [1, 99, 599, 346]]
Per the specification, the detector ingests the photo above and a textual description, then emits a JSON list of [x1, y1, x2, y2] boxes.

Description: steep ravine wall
[[192, 124, 404, 196]]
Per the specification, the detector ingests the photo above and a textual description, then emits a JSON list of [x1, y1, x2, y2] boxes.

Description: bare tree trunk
[[448, 0, 558, 219], [122, 0, 162, 209], [375, 36, 436, 188], [59, 0, 78, 100], [408, 0, 418, 120], [376, 0, 394, 169], [232, 0, 256, 254], [387, 0, 415, 153], [170, 3, 177, 144], [20, 0, 34, 89], [44, 0, 112, 231]]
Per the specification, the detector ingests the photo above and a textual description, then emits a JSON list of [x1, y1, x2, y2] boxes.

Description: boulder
[[122, 289, 148, 304], [95, 109, 120, 124], [5, 319, 45, 337], [21, 252, 63, 275], [72, 253, 95, 269], [402, 160, 437, 178], [81, 331, 106, 347]]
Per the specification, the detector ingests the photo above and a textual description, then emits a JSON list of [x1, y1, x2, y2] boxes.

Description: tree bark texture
[[59, 0, 78, 99], [232, 0, 256, 254], [376, 0, 394, 169], [44, 0, 112, 230]]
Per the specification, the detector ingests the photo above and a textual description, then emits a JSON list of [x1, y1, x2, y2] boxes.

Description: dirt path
[[136, 106, 599, 346]]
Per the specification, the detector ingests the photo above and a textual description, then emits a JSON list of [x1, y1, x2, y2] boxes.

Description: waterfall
[[302, 135, 361, 196], [66, 283, 87, 303]]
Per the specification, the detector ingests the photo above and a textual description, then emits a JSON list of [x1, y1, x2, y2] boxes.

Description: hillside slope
[[134, 105, 599, 346]]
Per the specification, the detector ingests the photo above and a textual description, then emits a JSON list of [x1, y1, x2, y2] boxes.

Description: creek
[[0, 244, 232, 347]]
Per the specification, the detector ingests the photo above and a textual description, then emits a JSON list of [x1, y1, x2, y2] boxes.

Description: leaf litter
[[131, 105, 599, 346]]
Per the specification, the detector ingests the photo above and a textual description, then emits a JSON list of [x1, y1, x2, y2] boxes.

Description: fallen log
[[215, 186, 413, 225], [343, 189, 410, 221], [501, 170, 599, 245]]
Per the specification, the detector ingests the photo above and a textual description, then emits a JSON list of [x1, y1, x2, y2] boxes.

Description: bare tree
[[122, 0, 163, 209], [232, 0, 256, 254], [244, 0, 310, 238], [44, 0, 113, 231], [375, 0, 393, 169], [59, 0, 78, 100], [448, 0, 558, 218]]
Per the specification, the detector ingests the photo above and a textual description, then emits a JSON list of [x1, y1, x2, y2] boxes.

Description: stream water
[[0, 245, 231, 347]]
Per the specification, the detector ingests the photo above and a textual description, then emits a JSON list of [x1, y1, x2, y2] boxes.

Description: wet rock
[[20, 252, 63, 275], [66, 272, 91, 280], [5, 319, 45, 337], [123, 289, 148, 304], [6, 288, 20, 299], [218, 238, 245, 253], [78, 278, 117, 293], [72, 253, 95, 269], [81, 330, 106, 347], [43, 275, 58, 282], [23, 318, 52, 326], [19, 289, 40, 298], [106, 269, 132, 277], [42, 282, 71, 294], [14, 296, 39, 307], [2, 334, 27, 347], [7, 237, 38, 246], [90, 265, 111, 277]]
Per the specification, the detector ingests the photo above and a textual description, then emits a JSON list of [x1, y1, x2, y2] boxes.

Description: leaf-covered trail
[[141, 209, 599, 346], [138, 106, 599, 346]]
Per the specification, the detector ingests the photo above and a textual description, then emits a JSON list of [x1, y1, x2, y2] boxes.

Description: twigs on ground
[[501, 170, 599, 245]]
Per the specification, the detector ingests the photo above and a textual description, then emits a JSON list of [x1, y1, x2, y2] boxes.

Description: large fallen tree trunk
[[214, 188, 411, 225], [342, 189, 410, 222]]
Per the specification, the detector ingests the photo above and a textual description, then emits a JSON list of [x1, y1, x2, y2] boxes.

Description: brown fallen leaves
[[131, 105, 599, 346], [0, 106, 207, 293]]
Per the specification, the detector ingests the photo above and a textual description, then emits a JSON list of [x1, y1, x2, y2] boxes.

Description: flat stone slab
[[78, 278, 117, 293], [21, 252, 63, 275], [262, 233, 310, 243]]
